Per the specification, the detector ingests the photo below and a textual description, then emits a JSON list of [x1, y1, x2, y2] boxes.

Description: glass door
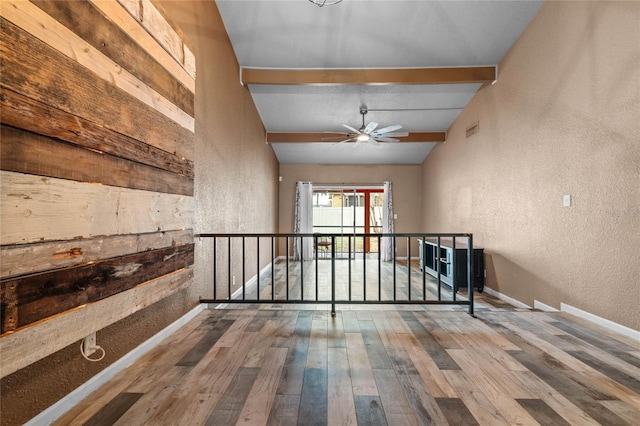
[[313, 188, 383, 258]]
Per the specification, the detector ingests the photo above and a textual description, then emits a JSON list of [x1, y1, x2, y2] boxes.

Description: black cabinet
[[419, 238, 484, 292]]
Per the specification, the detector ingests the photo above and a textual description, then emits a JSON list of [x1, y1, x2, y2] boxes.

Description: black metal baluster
[[271, 236, 275, 301], [256, 237, 260, 301], [213, 237, 217, 301], [315, 235, 318, 301], [300, 236, 304, 301], [228, 236, 232, 301], [331, 235, 336, 317], [422, 236, 426, 301], [286, 236, 290, 302], [468, 234, 474, 316], [452, 236, 457, 302], [437, 236, 441, 301], [242, 236, 246, 301], [393, 236, 397, 302], [378, 235, 381, 301], [407, 236, 411, 301]]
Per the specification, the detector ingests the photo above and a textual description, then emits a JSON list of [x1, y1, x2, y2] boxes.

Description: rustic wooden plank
[[567, 350, 640, 394], [88, 0, 194, 92], [396, 333, 458, 398], [435, 398, 480, 426], [506, 348, 629, 424], [275, 311, 311, 396], [373, 368, 418, 425], [446, 349, 539, 425], [305, 313, 328, 369], [207, 367, 260, 425], [1, 230, 193, 279], [0, 281, 18, 334], [1, 171, 193, 245], [117, 0, 196, 79], [327, 347, 357, 426], [298, 368, 328, 426], [0, 268, 193, 378], [359, 320, 392, 369], [0, 17, 194, 159], [354, 396, 388, 426], [345, 332, 378, 396], [1, 1, 194, 130], [442, 370, 511, 425], [397, 314, 460, 370], [0, 89, 193, 176], [113, 366, 192, 425], [82, 392, 144, 426], [2, 244, 194, 332], [266, 394, 300, 426], [30, 0, 194, 117], [176, 319, 235, 367], [512, 370, 601, 426], [1, 125, 193, 196], [516, 399, 571, 426], [386, 348, 449, 425], [237, 347, 288, 425]]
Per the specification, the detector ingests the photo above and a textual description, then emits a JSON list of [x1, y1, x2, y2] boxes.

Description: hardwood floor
[[56, 263, 640, 425]]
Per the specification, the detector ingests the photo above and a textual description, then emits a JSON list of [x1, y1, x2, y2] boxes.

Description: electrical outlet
[[83, 332, 97, 356]]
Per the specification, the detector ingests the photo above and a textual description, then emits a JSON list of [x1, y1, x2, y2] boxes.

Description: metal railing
[[196, 233, 475, 316]]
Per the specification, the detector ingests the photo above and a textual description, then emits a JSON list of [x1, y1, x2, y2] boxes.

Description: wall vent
[[466, 122, 479, 138]]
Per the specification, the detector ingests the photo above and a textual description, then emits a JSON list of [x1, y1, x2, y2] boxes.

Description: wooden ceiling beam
[[242, 66, 495, 86], [267, 132, 446, 143]]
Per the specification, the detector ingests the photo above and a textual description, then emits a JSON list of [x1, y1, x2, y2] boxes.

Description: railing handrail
[[196, 232, 473, 238]]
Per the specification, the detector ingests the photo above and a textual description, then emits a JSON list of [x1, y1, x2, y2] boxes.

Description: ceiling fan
[[338, 108, 408, 147]]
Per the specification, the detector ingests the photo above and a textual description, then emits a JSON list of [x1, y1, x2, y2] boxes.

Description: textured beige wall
[[421, 1, 640, 330], [162, 1, 280, 298], [279, 164, 422, 255], [0, 3, 279, 424]]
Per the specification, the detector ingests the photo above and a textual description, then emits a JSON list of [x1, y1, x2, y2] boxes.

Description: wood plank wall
[[0, 0, 196, 378]]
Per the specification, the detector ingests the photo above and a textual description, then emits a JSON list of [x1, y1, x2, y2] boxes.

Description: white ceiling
[[216, 0, 544, 164]]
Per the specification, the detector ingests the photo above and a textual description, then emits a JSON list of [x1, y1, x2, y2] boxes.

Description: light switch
[[393, 214, 398, 220], [563, 194, 571, 207]]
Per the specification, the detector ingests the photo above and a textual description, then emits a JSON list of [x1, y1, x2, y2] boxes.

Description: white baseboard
[[561, 303, 640, 343], [482, 286, 532, 309], [534, 300, 559, 312], [214, 260, 275, 308], [26, 304, 206, 426]]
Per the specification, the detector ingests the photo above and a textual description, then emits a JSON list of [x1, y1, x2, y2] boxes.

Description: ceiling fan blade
[[334, 137, 356, 145], [376, 137, 400, 143], [342, 124, 361, 134], [368, 137, 379, 146], [352, 139, 363, 148], [364, 121, 378, 134], [381, 132, 409, 138], [371, 124, 402, 135]]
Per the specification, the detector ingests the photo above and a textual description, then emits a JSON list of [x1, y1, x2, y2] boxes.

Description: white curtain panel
[[381, 181, 394, 261], [293, 181, 313, 260]]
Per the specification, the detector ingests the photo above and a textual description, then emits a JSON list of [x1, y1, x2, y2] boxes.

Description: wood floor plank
[[345, 332, 379, 396], [298, 368, 328, 425], [567, 350, 640, 394], [446, 349, 539, 425], [399, 313, 461, 370], [276, 311, 312, 396], [505, 347, 629, 424], [267, 394, 300, 426], [82, 392, 143, 426], [176, 319, 235, 367], [442, 370, 510, 426], [516, 399, 571, 426], [207, 367, 260, 425], [237, 347, 289, 426], [396, 332, 458, 398], [327, 312, 346, 348], [354, 395, 388, 426], [359, 320, 393, 369], [373, 368, 419, 426], [435, 397, 480, 425], [513, 370, 601, 426], [327, 347, 357, 426], [386, 347, 450, 424], [52, 306, 640, 426]]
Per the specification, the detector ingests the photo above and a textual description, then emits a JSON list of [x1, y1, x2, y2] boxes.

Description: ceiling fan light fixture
[[357, 134, 370, 142], [307, 0, 343, 7]]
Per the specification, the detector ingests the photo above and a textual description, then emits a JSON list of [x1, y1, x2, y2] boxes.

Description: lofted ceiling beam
[[267, 132, 446, 143], [242, 66, 496, 86]]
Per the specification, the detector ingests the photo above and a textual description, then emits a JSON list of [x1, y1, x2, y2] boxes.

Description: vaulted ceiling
[[216, 0, 544, 164]]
